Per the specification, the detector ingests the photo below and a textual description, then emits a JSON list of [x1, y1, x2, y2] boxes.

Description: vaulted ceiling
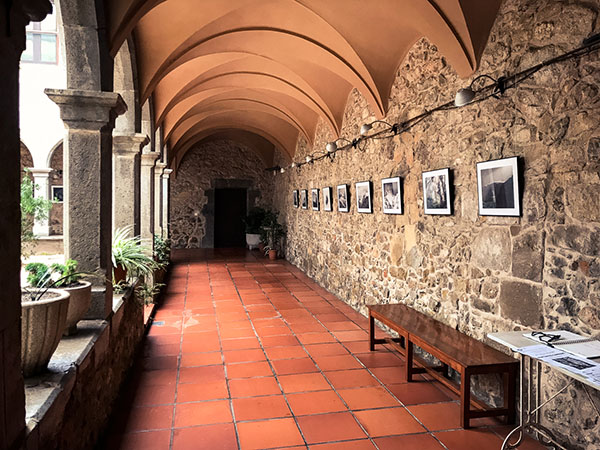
[[105, 0, 502, 167]]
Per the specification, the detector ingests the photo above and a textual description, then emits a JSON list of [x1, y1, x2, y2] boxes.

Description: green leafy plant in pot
[[25, 259, 92, 335], [260, 211, 285, 260], [243, 207, 266, 250], [112, 226, 162, 286], [153, 234, 171, 283]]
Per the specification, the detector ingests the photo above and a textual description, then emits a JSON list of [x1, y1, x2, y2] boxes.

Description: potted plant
[[21, 286, 70, 377], [25, 260, 92, 335], [153, 234, 171, 283], [136, 281, 165, 306], [261, 211, 285, 260], [112, 226, 162, 286], [243, 207, 266, 250]]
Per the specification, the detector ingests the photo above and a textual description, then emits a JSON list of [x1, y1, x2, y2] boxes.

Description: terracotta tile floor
[[104, 249, 547, 450]]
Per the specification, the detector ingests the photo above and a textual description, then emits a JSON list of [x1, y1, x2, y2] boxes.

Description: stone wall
[[171, 140, 276, 248], [273, 0, 600, 448]]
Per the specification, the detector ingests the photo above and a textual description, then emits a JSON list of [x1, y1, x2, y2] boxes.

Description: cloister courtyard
[[1, 0, 600, 449]]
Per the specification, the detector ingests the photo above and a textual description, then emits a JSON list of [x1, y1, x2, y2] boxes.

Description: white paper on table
[[582, 366, 600, 387], [516, 344, 600, 377]]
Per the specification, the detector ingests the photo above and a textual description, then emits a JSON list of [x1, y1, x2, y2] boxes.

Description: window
[[52, 186, 63, 203], [21, 4, 58, 64]]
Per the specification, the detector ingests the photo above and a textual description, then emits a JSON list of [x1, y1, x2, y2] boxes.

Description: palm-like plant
[[112, 226, 162, 282]]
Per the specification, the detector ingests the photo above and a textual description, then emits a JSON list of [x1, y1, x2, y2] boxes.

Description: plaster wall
[[273, 0, 600, 448]]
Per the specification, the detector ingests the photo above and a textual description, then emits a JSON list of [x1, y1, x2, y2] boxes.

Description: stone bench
[[368, 303, 518, 428]]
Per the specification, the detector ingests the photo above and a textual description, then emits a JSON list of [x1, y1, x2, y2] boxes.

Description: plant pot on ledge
[[113, 264, 127, 284], [21, 288, 70, 377], [62, 281, 92, 335]]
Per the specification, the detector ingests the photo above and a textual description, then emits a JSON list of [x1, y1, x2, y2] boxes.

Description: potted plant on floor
[[260, 211, 285, 260], [243, 207, 266, 250], [153, 234, 171, 283], [112, 226, 162, 287], [25, 260, 92, 335]]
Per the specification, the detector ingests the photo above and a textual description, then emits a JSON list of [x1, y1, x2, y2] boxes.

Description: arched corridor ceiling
[[105, 0, 502, 166]]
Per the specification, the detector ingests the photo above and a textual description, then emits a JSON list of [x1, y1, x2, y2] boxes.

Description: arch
[[20, 141, 34, 179], [45, 139, 64, 168]]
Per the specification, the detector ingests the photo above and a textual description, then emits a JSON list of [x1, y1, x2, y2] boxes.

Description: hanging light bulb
[[280, 167, 285, 173], [326, 142, 337, 153], [306, 156, 312, 163]]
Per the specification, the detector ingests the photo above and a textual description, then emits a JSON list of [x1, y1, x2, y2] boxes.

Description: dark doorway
[[214, 188, 247, 248]]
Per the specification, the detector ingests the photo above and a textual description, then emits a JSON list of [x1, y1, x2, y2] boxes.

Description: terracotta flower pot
[[21, 289, 70, 377], [62, 281, 92, 335], [113, 264, 127, 284], [268, 249, 277, 260]]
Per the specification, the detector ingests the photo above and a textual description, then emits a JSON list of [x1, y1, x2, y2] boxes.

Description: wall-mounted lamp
[[305, 156, 312, 163], [326, 142, 338, 153], [291, 162, 296, 168], [455, 74, 506, 107], [280, 167, 285, 173], [360, 120, 395, 136]]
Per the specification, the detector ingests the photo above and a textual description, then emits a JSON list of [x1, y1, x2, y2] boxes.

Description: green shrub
[[112, 226, 162, 283]]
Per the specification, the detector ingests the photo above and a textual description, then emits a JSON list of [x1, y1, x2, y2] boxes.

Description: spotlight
[[291, 162, 296, 168], [360, 123, 372, 136], [326, 142, 337, 153], [454, 88, 476, 107], [454, 74, 505, 107], [305, 156, 312, 163], [280, 167, 285, 173]]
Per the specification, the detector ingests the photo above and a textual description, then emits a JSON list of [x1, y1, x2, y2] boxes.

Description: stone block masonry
[[273, 0, 600, 448]]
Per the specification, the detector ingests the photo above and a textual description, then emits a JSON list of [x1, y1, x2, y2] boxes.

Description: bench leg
[[504, 366, 517, 425], [460, 368, 471, 429], [405, 337, 414, 382], [369, 314, 375, 351]]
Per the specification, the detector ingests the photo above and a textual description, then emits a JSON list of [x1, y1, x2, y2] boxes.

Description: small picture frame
[[381, 177, 402, 214], [337, 184, 349, 213], [323, 187, 333, 212], [301, 189, 308, 210], [477, 156, 520, 216], [51, 186, 64, 203], [355, 181, 372, 213], [422, 168, 451, 215], [312, 188, 320, 211], [293, 190, 299, 208]]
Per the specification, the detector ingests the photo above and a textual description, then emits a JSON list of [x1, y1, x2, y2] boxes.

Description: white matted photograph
[[381, 177, 402, 214], [301, 189, 308, 210], [337, 184, 349, 213], [312, 188, 320, 211], [422, 168, 451, 215], [293, 190, 299, 208], [477, 156, 520, 216], [355, 181, 372, 213], [323, 187, 332, 212]]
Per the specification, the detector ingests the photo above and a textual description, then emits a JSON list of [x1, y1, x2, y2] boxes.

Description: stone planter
[[246, 233, 261, 250], [62, 281, 92, 335], [21, 289, 70, 377]]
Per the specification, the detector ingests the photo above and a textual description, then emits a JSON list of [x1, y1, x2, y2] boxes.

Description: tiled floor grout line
[[227, 261, 312, 449]]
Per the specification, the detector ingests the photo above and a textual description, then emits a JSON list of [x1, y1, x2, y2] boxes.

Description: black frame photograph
[[381, 177, 402, 214], [476, 156, 520, 216], [337, 184, 349, 213], [311, 188, 320, 211], [293, 190, 299, 208], [422, 168, 451, 215], [51, 185, 64, 203], [323, 187, 332, 212], [355, 181, 372, 213], [301, 189, 308, 210]]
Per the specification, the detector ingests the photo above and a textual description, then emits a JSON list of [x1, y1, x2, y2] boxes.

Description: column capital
[[161, 168, 173, 179], [113, 133, 149, 156], [154, 161, 167, 175], [45, 89, 127, 130], [28, 167, 54, 177], [141, 151, 160, 166]]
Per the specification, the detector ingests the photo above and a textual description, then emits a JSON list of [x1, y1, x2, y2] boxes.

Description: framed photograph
[[355, 181, 372, 213], [381, 177, 402, 214], [51, 186, 64, 203], [323, 187, 332, 212], [293, 190, 299, 208], [301, 189, 308, 210], [477, 156, 520, 216], [337, 184, 349, 213], [311, 188, 320, 211], [422, 169, 451, 215]]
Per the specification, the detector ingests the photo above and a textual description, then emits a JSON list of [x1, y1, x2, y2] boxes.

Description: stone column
[[154, 161, 166, 237], [112, 133, 148, 236], [162, 169, 173, 238], [140, 150, 159, 243], [29, 168, 53, 237], [45, 89, 126, 319], [1, 2, 52, 448]]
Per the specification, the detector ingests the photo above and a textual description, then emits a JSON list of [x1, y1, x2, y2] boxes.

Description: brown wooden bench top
[[369, 303, 515, 368]]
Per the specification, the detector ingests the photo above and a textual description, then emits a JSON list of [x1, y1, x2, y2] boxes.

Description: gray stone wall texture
[[171, 140, 275, 248], [271, 0, 600, 448]]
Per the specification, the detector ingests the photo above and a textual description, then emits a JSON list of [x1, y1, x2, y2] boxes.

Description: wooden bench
[[368, 303, 518, 429]]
